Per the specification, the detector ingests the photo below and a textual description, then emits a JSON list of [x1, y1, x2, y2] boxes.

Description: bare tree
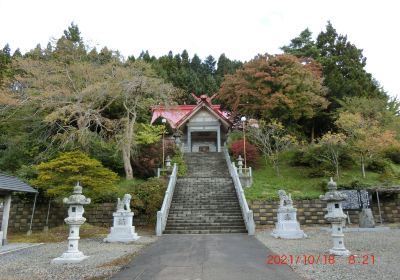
[[9, 58, 175, 179], [317, 132, 347, 179], [248, 120, 295, 176]]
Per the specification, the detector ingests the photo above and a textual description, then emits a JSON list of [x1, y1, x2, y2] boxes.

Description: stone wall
[[1, 193, 399, 232], [249, 193, 400, 226], [0, 197, 149, 233]]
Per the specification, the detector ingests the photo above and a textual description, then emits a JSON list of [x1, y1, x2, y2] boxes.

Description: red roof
[[151, 94, 231, 129]]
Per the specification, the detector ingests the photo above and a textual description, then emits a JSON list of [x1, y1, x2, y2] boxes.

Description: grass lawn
[[7, 223, 109, 243], [117, 177, 145, 196], [245, 152, 400, 201]]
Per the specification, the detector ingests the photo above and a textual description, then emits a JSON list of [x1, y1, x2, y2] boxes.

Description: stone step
[[163, 229, 247, 234], [166, 221, 245, 226], [168, 217, 243, 221], [164, 152, 246, 234], [171, 198, 239, 201], [170, 201, 240, 205], [165, 227, 246, 232], [168, 215, 243, 219], [170, 204, 239, 207], [169, 208, 242, 212]]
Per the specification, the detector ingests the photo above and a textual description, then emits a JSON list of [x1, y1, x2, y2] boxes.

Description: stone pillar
[[1, 194, 11, 245], [217, 126, 221, 152], [187, 129, 191, 152], [359, 208, 375, 228]]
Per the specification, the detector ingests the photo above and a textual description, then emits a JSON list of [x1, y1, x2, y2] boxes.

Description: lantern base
[[104, 226, 140, 243], [51, 251, 89, 264], [271, 221, 307, 239], [329, 248, 350, 256]]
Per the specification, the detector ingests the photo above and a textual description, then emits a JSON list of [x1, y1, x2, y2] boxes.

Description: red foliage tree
[[132, 141, 176, 178], [229, 139, 259, 167]]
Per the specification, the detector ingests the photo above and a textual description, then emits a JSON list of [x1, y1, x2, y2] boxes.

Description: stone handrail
[[223, 147, 255, 235], [156, 163, 178, 236], [233, 163, 252, 177]]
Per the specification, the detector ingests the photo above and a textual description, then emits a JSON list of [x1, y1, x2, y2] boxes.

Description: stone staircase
[[164, 152, 247, 234]]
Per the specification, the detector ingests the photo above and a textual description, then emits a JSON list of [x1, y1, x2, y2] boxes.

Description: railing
[[223, 146, 255, 235], [157, 168, 170, 177], [232, 162, 253, 186], [156, 163, 178, 236]]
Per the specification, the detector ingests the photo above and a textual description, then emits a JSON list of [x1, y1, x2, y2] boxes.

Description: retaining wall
[[249, 193, 400, 226], [0, 197, 148, 233], [1, 193, 399, 232]]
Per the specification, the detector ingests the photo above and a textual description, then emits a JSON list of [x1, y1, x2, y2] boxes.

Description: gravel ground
[[257, 226, 400, 280], [0, 236, 157, 280]]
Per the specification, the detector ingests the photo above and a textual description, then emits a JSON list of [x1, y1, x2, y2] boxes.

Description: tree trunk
[[121, 108, 136, 180], [275, 164, 280, 177], [311, 121, 315, 143], [335, 161, 340, 179], [361, 155, 366, 179], [122, 144, 133, 179]]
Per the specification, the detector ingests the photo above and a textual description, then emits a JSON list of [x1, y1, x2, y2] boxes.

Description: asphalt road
[[111, 234, 303, 280]]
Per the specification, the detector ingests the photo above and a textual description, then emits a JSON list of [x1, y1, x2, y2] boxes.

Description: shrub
[[384, 147, 400, 164], [292, 145, 354, 169], [307, 166, 334, 178], [171, 150, 187, 176], [227, 130, 243, 147], [132, 141, 176, 178], [229, 139, 259, 167], [31, 151, 118, 202], [129, 177, 166, 223], [339, 152, 355, 168], [337, 180, 372, 190], [88, 138, 124, 175], [366, 158, 392, 173], [291, 146, 323, 167]]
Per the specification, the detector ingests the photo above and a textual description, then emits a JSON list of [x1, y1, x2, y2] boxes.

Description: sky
[[0, 0, 399, 98]]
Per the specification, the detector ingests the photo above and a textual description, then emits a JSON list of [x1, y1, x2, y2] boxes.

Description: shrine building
[[151, 94, 232, 153]]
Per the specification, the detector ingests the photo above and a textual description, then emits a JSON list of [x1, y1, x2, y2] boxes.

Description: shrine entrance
[[189, 131, 218, 153]]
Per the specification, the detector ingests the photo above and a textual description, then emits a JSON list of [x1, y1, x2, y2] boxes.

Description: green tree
[[203, 55, 216, 74], [0, 44, 12, 87], [282, 22, 386, 109], [63, 22, 82, 43], [281, 28, 320, 58], [335, 97, 400, 178], [53, 22, 87, 63], [31, 151, 118, 201], [215, 53, 242, 84]]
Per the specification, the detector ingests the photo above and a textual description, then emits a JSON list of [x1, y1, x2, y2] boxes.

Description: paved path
[[111, 234, 303, 280]]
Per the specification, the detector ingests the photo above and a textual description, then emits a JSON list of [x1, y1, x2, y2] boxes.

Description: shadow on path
[[111, 234, 303, 280]]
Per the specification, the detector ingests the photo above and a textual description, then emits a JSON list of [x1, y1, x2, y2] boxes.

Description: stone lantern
[[320, 178, 350, 256], [52, 182, 91, 264], [165, 155, 172, 169], [237, 155, 243, 175], [173, 132, 181, 144]]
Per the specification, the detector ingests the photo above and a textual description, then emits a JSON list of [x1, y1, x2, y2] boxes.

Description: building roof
[[0, 174, 38, 193], [151, 94, 231, 129]]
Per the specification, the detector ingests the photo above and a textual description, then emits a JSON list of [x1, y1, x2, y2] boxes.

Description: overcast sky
[[0, 0, 398, 98]]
